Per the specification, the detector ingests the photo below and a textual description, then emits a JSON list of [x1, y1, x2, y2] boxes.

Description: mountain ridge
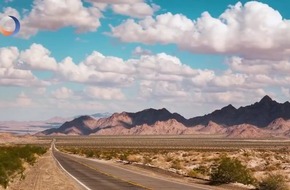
[[38, 95, 290, 137], [187, 95, 290, 127]]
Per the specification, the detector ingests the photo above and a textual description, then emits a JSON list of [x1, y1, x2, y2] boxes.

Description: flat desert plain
[[1, 135, 290, 189]]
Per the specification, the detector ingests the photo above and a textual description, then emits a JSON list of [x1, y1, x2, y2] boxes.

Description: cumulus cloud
[[225, 56, 290, 88], [132, 46, 152, 56], [227, 56, 290, 76], [200, 89, 267, 104], [56, 51, 200, 87], [88, 0, 159, 18], [0, 67, 44, 86], [19, 43, 58, 71], [0, 47, 19, 68], [139, 80, 188, 99], [84, 86, 125, 100], [2, 43, 289, 114], [111, 1, 290, 59], [1, 0, 159, 38], [111, 2, 155, 18], [0, 46, 49, 87], [52, 87, 74, 99], [1, 0, 102, 38], [57, 53, 135, 86], [1, 43, 281, 102]]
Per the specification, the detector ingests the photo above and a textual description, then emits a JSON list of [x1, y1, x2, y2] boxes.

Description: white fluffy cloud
[[1, 0, 158, 38], [227, 56, 290, 76], [1, 0, 102, 38], [57, 53, 135, 86], [0, 47, 19, 68], [56, 51, 199, 86], [0, 46, 48, 87], [0, 67, 43, 86], [20, 43, 58, 71], [132, 46, 152, 56], [2, 43, 290, 117], [111, 2, 155, 18], [84, 86, 125, 100], [226, 56, 290, 88], [1, 43, 283, 102], [88, 0, 159, 18], [52, 87, 73, 99], [139, 80, 188, 99], [111, 1, 290, 59]]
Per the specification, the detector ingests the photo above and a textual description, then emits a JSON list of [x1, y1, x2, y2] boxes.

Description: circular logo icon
[[0, 15, 20, 36]]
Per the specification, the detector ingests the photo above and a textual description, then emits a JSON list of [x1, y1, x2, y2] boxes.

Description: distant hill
[[187, 95, 290, 128], [38, 109, 185, 135], [38, 96, 290, 138]]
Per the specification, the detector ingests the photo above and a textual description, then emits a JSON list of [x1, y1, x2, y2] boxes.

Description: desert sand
[[2, 148, 80, 190]]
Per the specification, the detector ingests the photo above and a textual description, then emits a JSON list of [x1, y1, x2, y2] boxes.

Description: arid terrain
[[0, 133, 51, 145], [55, 136, 290, 189], [1, 149, 80, 190], [0, 136, 79, 190], [0, 135, 290, 189], [37, 96, 290, 139]]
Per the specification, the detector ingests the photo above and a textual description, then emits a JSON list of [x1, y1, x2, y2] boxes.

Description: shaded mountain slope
[[38, 96, 290, 137], [188, 95, 290, 127]]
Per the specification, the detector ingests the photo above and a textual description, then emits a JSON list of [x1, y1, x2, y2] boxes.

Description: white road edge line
[[88, 159, 212, 190], [52, 143, 92, 190], [52, 142, 221, 190]]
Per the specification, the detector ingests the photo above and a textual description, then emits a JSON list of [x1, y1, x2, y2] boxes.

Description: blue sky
[[1, 0, 290, 120]]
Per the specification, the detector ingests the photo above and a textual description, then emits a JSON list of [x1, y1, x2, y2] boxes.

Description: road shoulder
[[6, 148, 80, 190]]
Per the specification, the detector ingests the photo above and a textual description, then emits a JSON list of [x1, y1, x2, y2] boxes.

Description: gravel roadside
[[4, 148, 81, 190]]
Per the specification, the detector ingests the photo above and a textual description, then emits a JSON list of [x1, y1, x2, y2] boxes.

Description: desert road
[[52, 145, 222, 190]]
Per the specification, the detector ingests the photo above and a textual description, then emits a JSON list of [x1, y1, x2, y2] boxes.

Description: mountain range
[[38, 96, 290, 138]]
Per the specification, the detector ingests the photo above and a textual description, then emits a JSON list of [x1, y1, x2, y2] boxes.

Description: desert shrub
[[84, 150, 94, 158], [102, 152, 113, 160], [187, 170, 199, 178], [119, 152, 129, 161], [258, 173, 289, 190], [210, 156, 255, 185], [0, 166, 9, 188], [171, 159, 183, 170], [0, 145, 47, 188], [142, 156, 152, 164], [165, 155, 173, 162], [188, 165, 209, 178], [127, 155, 141, 163], [194, 165, 208, 175]]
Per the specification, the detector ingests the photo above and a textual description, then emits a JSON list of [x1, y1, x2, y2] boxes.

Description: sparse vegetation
[[127, 155, 142, 163], [210, 156, 255, 185], [258, 173, 289, 190], [193, 165, 208, 175], [142, 156, 152, 164], [171, 159, 183, 170], [187, 169, 199, 178], [0, 145, 47, 189], [55, 137, 290, 189]]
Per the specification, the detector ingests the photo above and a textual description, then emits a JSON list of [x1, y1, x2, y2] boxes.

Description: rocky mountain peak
[[221, 104, 236, 111], [39, 95, 290, 137], [259, 95, 274, 104], [77, 115, 94, 121]]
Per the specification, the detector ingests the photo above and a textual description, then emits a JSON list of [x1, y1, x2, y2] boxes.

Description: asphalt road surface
[[52, 145, 222, 190]]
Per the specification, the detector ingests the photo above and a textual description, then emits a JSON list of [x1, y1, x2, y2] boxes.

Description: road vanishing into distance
[[52, 144, 222, 190]]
